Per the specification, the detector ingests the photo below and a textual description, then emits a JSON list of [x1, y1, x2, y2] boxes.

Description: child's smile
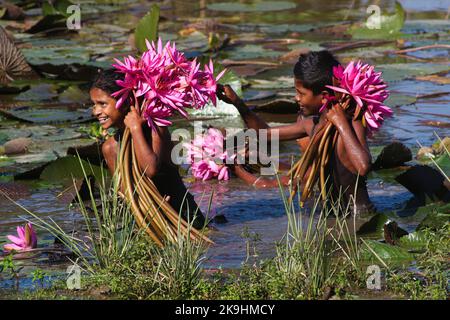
[[294, 79, 324, 117], [90, 87, 125, 130]]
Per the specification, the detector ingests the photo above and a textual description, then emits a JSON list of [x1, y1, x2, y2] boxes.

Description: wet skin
[[216, 80, 372, 188], [90, 88, 205, 226]]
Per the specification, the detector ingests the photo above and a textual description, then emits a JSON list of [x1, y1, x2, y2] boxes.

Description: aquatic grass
[[151, 190, 212, 299], [71, 154, 140, 270], [0, 152, 144, 274], [154, 226, 208, 299], [386, 223, 449, 300], [267, 176, 340, 299], [81, 189, 212, 300], [327, 180, 369, 281], [0, 143, 212, 298], [417, 132, 450, 183]]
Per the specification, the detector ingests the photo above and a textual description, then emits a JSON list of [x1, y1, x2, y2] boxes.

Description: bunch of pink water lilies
[[185, 128, 235, 181], [291, 60, 392, 202], [112, 38, 225, 130], [325, 60, 392, 132], [3, 222, 37, 252]]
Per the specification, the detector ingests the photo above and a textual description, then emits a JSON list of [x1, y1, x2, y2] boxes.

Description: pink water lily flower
[[325, 60, 392, 132], [3, 223, 37, 252], [112, 38, 225, 130], [185, 128, 235, 181]]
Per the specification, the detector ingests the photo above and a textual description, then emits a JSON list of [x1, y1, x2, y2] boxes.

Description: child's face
[[90, 87, 125, 130], [294, 79, 325, 116]]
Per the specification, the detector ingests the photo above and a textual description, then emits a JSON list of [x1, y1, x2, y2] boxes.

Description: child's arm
[[102, 137, 118, 174], [217, 84, 308, 141], [326, 104, 371, 176], [233, 164, 291, 188], [124, 106, 164, 178]]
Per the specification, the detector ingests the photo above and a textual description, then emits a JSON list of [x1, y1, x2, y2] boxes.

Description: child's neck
[[318, 111, 328, 123]]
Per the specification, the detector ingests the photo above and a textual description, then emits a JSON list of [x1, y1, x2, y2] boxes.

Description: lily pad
[[348, 1, 405, 40], [369, 166, 410, 185], [372, 142, 412, 170], [385, 93, 416, 107], [361, 239, 415, 264], [176, 31, 210, 53], [243, 90, 276, 102], [11, 152, 58, 169], [40, 155, 106, 183], [356, 213, 390, 237], [207, 1, 296, 13], [377, 63, 450, 83], [14, 84, 58, 101], [22, 47, 90, 66], [228, 64, 275, 77], [395, 165, 449, 203], [251, 76, 294, 90], [0, 107, 94, 124], [226, 44, 281, 60]]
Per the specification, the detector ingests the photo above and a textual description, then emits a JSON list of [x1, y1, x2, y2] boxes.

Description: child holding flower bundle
[[217, 51, 392, 214], [88, 39, 227, 242], [90, 69, 206, 229]]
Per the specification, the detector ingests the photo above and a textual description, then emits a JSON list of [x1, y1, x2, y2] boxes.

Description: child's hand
[[124, 106, 146, 132], [326, 103, 349, 129], [216, 84, 242, 105]]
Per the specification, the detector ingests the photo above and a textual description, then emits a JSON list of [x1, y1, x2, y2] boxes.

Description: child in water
[[90, 69, 206, 228], [217, 51, 375, 214]]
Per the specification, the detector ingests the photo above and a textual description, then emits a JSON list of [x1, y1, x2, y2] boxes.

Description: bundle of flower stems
[[118, 125, 211, 247], [113, 39, 224, 246], [289, 61, 392, 203], [289, 98, 350, 203]]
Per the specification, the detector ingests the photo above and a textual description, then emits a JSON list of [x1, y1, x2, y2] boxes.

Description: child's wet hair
[[293, 51, 340, 95], [91, 68, 123, 95]]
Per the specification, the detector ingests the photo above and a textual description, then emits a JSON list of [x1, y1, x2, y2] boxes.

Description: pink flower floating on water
[[3, 223, 37, 252], [185, 128, 235, 181], [325, 60, 392, 131], [112, 38, 226, 130]]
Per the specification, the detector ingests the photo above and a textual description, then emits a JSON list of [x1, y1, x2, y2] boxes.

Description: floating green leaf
[[40, 156, 105, 183], [356, 213, 390, 237], [348, 1, 405, 40], [42, 0, 74, 17], [385, 93, 416, 107], [377, 63, 450, 83], [227, 44, 281, 60], [134, 4, 159, 53], [0, 107, 93, 124], [361, 239, 414, 264]]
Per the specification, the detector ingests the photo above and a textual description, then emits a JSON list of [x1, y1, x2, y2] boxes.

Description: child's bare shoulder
[[101, 136, 117, 155], [296, 115, 318, 137]]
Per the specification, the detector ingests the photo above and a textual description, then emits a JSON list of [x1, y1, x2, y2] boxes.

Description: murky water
[[0, 0, 449, 288]]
